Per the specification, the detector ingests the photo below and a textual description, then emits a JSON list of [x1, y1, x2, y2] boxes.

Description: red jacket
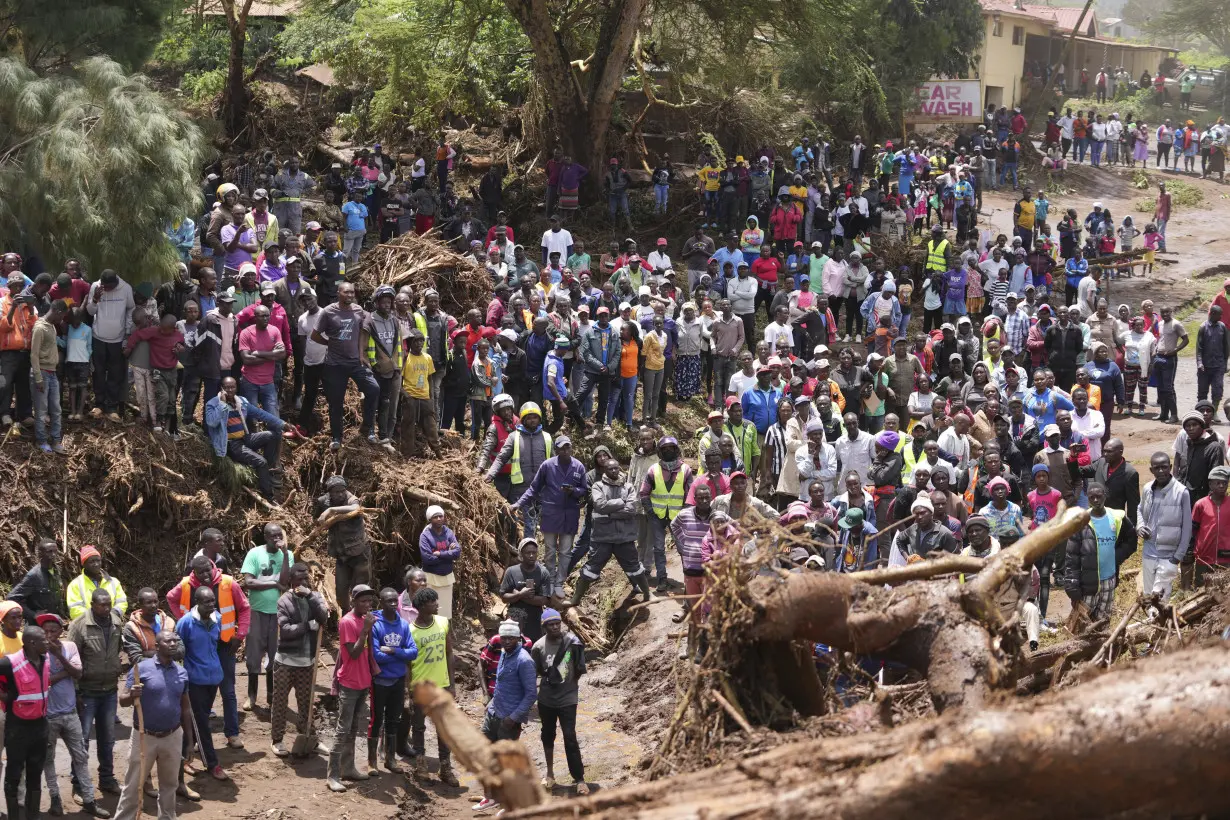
[[1191, 494, 1230, 567], [769, 205, 801, 241], [166, 566, 251, 642]]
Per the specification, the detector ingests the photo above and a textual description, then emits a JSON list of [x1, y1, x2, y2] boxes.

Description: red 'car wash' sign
[[908, 80, 983, 124]]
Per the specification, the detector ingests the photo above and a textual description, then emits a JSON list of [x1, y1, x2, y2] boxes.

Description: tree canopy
[[1151, 0, 1230, 58], [0, 57, 205, 283], [0, 0, 176, 70]]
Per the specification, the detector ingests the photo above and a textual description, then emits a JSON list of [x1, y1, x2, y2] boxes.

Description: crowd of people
[[1040, 107, 1228, 181], [2, 120, 1229, 818]]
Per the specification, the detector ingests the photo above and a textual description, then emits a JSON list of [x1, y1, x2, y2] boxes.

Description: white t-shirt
[[541, 228, 573, 261], [298, 310, 328, 366], [411, 158, 426, 179], [979, 258, 1008, 283], [763, 321, 794, 349], [728, 369, 757, 398], [1059, 116, 1074, 140], [647, 250, 673, 273]]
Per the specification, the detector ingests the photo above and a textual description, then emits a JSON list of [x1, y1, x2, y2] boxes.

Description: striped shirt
[[669, 507, 713, 572], [763, 423, 790, 480], [226, 408, 246, 440]]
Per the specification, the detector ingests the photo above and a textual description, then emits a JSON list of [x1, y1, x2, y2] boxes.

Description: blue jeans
[[239, 377, 279, 418], [218, 648, 240, 738], [896, 311, 911, 339], [999, 162, 1018, 188], [78, 691, 118, 785], [1090, 140, 1103, 166], [31, 369, 60, 444], [654, 184, 669, 211], [608, 191, 629, 220], [1076, 137, 1089, 163], [611, 375, 637, 426]]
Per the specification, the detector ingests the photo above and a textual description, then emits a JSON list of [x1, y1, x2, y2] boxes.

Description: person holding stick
[[113, 630, 193, 820]]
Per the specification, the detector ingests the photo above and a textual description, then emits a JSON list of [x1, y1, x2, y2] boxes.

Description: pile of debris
[[0, 419, 513, 620], [357, 230, 492, 317]]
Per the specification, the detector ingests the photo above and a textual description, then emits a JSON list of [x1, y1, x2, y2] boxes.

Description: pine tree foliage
[[0, 0, 176, 71], [0, 57, 205, 283]]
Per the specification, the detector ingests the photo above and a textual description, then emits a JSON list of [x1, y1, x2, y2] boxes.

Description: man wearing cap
[[246, 188, 281, 250], [472, 618, 537, 813], [311, 475, 371, 615], [486, 402, 553, 536], [499, 538, 554, 645], [640, 437, 694, 592], [531, 609, 587, 795], [835, 506, 878, 572], [541, 332, 589, 435], [511, 434, 588, 587], [1178, 410, 1226, 510], [326, 584, 378, 792], [572, 457, 650, 605], [85, 270, 136, 422], [890, 496, 958, 563], [741, 363, 781, 440]]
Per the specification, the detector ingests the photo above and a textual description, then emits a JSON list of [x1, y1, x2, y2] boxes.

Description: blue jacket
[[370, 611, 418, 684], [175, 609, 223, 686], [487, 644, 537, 722], [741, 386, 781, 434], [420, 525, 461, 575], [542, 351, 568, 400], [204, 394, 285, 458]]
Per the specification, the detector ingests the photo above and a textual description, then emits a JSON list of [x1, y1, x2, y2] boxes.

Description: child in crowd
[[1143, 223, 1161, 273], [60, 306, 92, 421]]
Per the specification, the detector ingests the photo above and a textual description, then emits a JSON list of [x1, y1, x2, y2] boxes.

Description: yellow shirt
[[0, 631, 21, 656], [1016, 200, 1036, 230], [408, 615, 450, 687], [789, 184, 807, 215], [699, 166, 721, 192], [402, 352, 435, 400], [643, 331, 666, 370]]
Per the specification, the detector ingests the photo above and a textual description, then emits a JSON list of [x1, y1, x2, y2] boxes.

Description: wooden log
[[505, 645, 1230, 820], [412, 681, 545, 811]]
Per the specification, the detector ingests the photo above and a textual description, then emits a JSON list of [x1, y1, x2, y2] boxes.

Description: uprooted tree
[[415, 508, 1230, 818]]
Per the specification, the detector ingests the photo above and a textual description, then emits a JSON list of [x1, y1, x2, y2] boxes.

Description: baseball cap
[[350, 584, 377, 600], [259, 282, 276, 295]]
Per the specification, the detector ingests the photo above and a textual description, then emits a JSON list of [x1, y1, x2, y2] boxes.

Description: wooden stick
[[712, 690, 754, 735], [872, 513, 917, 541], [402, 486, 460, 510], [625, 593, 703, 613], [61, 486, 68, 558], [133, 662, 148, 820], [1093, 600, 1140, 667]]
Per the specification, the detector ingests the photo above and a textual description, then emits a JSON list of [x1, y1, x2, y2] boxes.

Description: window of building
[[992, 19, 1003, 36], [1012, 25, 1024, 45]]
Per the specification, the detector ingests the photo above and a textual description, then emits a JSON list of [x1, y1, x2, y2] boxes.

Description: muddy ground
[[40, 160, 1230, 819]]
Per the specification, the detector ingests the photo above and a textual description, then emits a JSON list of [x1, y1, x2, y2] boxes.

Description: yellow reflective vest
[[510, 430, 553, 484], [926, 238, 949, 272]]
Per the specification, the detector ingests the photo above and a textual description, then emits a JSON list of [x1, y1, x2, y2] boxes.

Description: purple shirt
[[220, 224, 255, 270], [515, 456, 589, 534], [557, 163, 588, 191]]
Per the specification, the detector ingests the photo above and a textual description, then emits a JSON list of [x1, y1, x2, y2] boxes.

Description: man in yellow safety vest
[[637, 437, 694, 593]]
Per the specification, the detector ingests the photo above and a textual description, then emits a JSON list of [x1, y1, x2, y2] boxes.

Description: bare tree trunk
[[502, 0, 646, 192], [505, 645, 1230, 820], [219, 0, 255, 140]]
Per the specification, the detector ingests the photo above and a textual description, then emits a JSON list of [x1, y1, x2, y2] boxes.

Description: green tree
[[0, 0, 176, 70], [0, 57, 206, 283], [1151, 0, 1230, 57]]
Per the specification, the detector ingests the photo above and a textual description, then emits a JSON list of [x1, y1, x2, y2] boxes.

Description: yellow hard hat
[[519, 402, 542, 419]]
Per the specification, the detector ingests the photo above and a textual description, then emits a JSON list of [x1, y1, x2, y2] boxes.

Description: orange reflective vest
[[6, 649, 49, 719], [179, 576, 237, 643], [963, 464, 980, 513]]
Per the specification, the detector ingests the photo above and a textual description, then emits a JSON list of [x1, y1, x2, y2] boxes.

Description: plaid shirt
[[1003, 308, 1031, 355]]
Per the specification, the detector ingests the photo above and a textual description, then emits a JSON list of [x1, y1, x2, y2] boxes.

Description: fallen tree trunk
[[745, 508, 1090, 712], [507, 644, 1230, 820], [412, 681, 544, 810]]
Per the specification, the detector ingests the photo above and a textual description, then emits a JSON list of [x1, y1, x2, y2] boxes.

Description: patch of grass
[[1132, 173, 1204, 213]]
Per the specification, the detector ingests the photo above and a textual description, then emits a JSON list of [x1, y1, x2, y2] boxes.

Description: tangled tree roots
[[0, 422, 513, 618], [651, 508, 1089, 775]]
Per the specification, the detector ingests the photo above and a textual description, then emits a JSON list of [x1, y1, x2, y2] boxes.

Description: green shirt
[[240, 546, 293, 614], [409, 615, 451, 687], [566, 252, 591, 273]]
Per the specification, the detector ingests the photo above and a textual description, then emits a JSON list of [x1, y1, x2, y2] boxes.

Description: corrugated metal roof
[[295, 62, 335, 86], [194, 0, 302, 18]]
